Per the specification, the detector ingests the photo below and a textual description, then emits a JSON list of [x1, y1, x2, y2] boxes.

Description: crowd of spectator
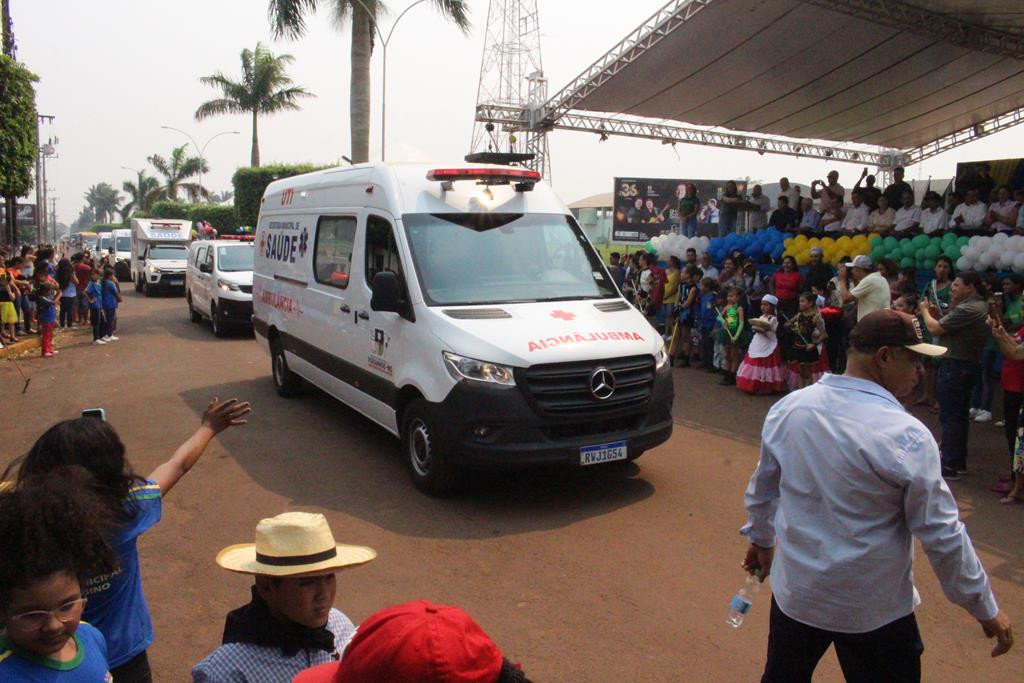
[[0, 244, 123, 356]]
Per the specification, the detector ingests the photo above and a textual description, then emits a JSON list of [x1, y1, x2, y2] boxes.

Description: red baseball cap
[[293, 600, 505, 683]]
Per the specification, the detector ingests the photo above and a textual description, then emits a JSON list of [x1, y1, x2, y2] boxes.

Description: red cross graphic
[[550, 310, 575, 321]]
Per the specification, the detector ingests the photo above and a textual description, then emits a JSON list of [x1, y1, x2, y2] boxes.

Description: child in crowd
[[5, 398, 251, 682], [698, 278, 720, 371], [737, 294, 785, 395], [0, 272, 18, 344], [786, 292, 828, 390], [894, 266, 917, 303], [669, 265, 699, 367], [100, 267, 120, 342], [85, 270, 106, 344], [892, 292, 919, 314], [715, 287, 747, 385], [37, 282, 58, 357], [0, 472, 119, 682], [56, 258, 78, 329]]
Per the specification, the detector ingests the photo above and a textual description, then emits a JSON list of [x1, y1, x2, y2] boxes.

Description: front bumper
[[427, 363, 674, 469], [147, 272, 186, 289], [218, 297, 253, 323]]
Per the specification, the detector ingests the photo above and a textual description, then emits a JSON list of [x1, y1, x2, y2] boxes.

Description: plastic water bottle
[[726, 571, 762, 627]]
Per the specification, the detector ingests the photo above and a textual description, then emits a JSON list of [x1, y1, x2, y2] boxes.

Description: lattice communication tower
[[469, 0, 550, 179]]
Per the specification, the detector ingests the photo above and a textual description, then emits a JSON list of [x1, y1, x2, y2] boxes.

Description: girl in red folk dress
[[737, 294, 786, 395], [785, 292, 829, 390]]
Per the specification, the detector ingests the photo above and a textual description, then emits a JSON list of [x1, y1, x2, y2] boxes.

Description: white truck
[[112, 228, 132, 281], [130, 218, 192, 296], [253, 163, 674, 494]]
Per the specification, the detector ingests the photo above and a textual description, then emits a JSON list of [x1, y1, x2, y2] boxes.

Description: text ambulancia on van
[[252, 163, 673, 494]]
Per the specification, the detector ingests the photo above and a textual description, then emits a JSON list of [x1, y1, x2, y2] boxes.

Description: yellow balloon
[[821, 237, 835, 247], [796, 252, 811, 266], [795, 234, 808, 243], [784, 237, 794, 247]]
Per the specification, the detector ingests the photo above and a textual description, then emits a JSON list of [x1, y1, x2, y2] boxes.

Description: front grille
[[239, 285, 253, 294], [443, 308, 511, 319], [542, 414, 642, 440], [519, 355, 655, 417]]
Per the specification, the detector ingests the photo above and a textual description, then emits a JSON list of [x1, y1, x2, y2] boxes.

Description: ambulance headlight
[[148, 265, 161, 274], [442, 351, 516, 386], [655, 345, 669, 370], [217, 278, 240, 292]]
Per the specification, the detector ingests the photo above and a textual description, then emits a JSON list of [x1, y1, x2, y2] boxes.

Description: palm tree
[[268, 0, 471, 164], [122, 171, 161, 216], [195, 43, 313, 167], [83, 183, 122, 224], [148, 145, 209, 201]]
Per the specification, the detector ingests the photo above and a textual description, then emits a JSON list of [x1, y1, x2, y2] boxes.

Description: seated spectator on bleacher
[[192, 513, 376, 683], [854, 168, 882, 211], [820, 195, 844, 233], [920, 191, 949, 235], [868, 195, 896, 235], [946, 191, 962, 217], [840, 190, 870, 232], [768, 196, 798, 230], [985, 185, 1020, 233], [882, 166, 913, 210], [293, 600, 532, 683], [893, 191, 922, 234], [951, 188, 987, 232], [798, 197, 821, 232]]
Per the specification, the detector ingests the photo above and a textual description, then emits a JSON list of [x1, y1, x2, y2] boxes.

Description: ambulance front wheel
[[271, 336, 302, 397], [401, 399, 462, 496]]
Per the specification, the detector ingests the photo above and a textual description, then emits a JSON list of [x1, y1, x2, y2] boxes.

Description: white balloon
[[968, 235, 981, 248], [979, 251, 996, 268], [994, 231, 1009, 243], [1001, 251, 1016, 268], [956, 256, 971, 271], [962, 246, 978, 260], [1014, 254, 1024, 272]]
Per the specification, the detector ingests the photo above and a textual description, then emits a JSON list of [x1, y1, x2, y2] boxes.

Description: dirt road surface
[[2, 291, 1022, 681]]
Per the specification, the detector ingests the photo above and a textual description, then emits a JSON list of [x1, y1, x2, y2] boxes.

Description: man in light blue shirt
[[741, 309, 1012, 682]]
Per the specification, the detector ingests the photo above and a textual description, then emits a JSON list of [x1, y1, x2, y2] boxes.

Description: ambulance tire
[[271, 336, 302, 397], [187, 295, 202, 323], [401, 400, 462, 496], [211, 303, 228, 338]]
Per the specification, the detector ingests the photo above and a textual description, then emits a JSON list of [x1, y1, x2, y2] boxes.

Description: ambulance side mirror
[[370, 271, 403, 313]]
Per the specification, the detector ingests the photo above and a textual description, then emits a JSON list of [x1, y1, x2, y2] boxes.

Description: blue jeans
[[684, 217, 698, 238], [936, 359, 982, 471], [102, 307, 117, 338], [970, 349, 1001, 412]]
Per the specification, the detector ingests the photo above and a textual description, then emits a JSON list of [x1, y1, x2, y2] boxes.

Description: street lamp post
[[159, 127, 240, 200], [352, 0, 430, 162]]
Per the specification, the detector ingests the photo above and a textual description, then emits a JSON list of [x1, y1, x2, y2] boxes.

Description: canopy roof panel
[[556, 0, 1024, 151]]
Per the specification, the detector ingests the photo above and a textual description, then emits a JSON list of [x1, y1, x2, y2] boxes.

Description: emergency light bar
[[426, 167, 541, 188]]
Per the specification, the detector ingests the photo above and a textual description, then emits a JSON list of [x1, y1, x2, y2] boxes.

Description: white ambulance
[[252, 163, 673, 494], [130, 218, 192, 296]]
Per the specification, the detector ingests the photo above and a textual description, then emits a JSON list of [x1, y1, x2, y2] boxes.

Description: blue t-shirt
[[0, 622, 112, 682], [85, 282, 103, 311], [699, 292, 719, 330], [82, 481, 162, 668], [37, 296, 57, 324], [100, 281, 119, 310]]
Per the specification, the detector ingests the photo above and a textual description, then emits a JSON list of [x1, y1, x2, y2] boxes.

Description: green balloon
[[871, 248, 885, 262], [869, 236, 883, 247], [942, 232, 957, 244], [924, 259, 936, 270], [643, 240, 656, 254], [944, 245, 961, 260], [900, 257, 914, 267], [912, 234, 929, 248], [957, 236, 970, 246], [925, 245, 941, 259], [884, 236, 899, 248], [901, 240, 916, 257]]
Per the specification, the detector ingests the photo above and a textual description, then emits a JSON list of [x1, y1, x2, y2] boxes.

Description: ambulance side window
[[313, 216, 357, 289], [365, 215, 404, 291], [195, 245, 207, 266]]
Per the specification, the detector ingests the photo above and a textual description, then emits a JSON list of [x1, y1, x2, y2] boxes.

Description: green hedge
[[232, 164, 325, 227], [148, 202, 239, 232]]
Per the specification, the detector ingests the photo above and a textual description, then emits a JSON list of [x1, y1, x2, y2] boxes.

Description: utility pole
[[49, 195, 58, 242], [36, 116, 55, 243]]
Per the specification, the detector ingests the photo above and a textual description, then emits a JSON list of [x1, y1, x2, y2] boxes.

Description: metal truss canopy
[[474, 0, 1024, 172]]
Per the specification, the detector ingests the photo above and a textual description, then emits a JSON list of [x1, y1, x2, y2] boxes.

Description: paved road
[[2, 291, 1022, 681]]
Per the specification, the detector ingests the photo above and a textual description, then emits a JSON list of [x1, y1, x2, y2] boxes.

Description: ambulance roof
[[261, 163, 568, 219]]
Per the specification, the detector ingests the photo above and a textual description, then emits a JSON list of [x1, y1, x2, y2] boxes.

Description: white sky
[[16, 0, 1024, 226]]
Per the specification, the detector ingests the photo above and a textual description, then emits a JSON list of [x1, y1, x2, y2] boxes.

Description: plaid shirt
[[192, 609, 356, 682]]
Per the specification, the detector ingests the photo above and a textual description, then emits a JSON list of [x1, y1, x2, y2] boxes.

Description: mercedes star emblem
[[590, 368, 615, 400]]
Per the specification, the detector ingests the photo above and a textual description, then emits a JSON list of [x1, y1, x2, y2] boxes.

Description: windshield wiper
[[540, 295, 605, 302]]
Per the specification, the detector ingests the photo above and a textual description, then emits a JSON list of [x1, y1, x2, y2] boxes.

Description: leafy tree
[[148, 145, 209, 201], [83, 182, 122, 224], [268, 0, 470, 163], [195, 43, 313, 167], [71, 206, 96, 231], [210, 189, 234, 204], [122, 171, 160, 216], [0, 55, 37, 246]]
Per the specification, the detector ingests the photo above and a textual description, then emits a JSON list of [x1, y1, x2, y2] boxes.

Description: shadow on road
[[179, 378, 656, 540]]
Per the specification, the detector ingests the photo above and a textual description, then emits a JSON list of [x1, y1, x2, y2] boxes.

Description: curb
[[1, 327, 92, 360]]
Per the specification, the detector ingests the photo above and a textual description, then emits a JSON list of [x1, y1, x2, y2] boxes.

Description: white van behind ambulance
[[130, 218, 191, 296], [253, 163, 673, 494]]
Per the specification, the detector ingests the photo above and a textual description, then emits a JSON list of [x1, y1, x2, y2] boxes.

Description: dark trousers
[[971, 348, 1000, 411], [103, 307, 117, 337], [700, 327, 715, 369], [90, 308, 103, 341], [1004, 389, 1023, 465], [762, 598, 923, 683], [18, 294, 33, 333], [109, 649, 152, 683], [59, 296, 75, 327], [936, 358, 981, 471]]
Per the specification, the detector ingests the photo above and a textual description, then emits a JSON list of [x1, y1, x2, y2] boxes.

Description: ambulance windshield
[[402, 213, 618, 306]]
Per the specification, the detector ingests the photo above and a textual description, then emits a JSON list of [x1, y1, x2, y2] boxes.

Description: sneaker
[[942, 468, 961, 481], [996, 420, 1006, 427], [42, 352, 54, 358], [974, 410, 992, 423], [969, 408, 979, 418], [101, 336, 111, 342], [106, 335, 119, 341], [93, 339, 107, 345], [957, 467, 969, 475]]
